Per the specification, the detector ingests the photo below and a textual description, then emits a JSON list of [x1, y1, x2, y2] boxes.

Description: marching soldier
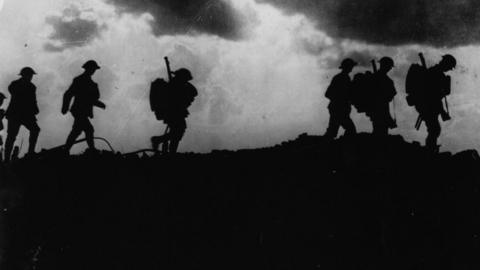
[[4, 67, 40, 161], [0, 93, 5, 147], [323, 58, 357, 139], [418, 54, 456, 152], [369, 57, 397, 136], [62, 60, 106, 154], [151, 68, 197, 153]]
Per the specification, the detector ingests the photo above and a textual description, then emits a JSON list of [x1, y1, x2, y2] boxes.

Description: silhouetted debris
[[0, 133, 479, 269]]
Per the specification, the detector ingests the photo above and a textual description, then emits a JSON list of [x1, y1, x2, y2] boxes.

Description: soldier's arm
[[388, 80, 397, 102], [61, 81, 76, 114], [94, 100, 106, 109], [325, 75, 339, 100], [32, 86, 39, 115], [7, 82, 15, 95], [185, 84, 198, 106], [442, 75, 451, 96], [92, 84, 106, 109]]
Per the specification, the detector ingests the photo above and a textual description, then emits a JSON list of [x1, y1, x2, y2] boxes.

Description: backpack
[[149, 78, 171, 121], [405, 63, 427, 106], [350, 71, 375, 114]]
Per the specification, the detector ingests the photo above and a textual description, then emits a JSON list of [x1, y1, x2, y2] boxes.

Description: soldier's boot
[[23, 152, 36, 159], [85, 128, 96, 151], [425, 138, 439, 153], [426, 144, 440, 154], [84, 147, 99, 155], [26, 127, 40, 156], [151, 135, 167, 151], [168, 139, 180, 154], [323, 127, 338, 140], [4, 136, 15, 162]]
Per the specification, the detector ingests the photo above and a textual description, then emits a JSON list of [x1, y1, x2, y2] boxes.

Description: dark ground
[[1, 133, 480, 270]]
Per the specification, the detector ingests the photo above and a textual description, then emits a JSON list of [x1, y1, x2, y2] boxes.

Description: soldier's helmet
[[82, 60, 101, 70], [339, 58, 357, 69], [379, 57, 394, 68], [174, 68, 193, 81], [19, 67, 37, 76], [441, 54, 456, 69]]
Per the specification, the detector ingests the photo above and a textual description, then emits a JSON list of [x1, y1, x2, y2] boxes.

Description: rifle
[[419, 52, 427, 68], [371, 60, 378, 73], [164, 57, 173, 82]]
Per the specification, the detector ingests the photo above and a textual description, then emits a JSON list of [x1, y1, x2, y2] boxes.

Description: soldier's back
[[69, 75, 99, 118], [373, 73, 395, 103], [6, 79, 38, 119]]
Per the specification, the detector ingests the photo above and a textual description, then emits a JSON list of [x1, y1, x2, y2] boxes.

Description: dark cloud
[[107, 0, 244, 39], [44, 6, 105, 52], [257, 0, 480, 48]]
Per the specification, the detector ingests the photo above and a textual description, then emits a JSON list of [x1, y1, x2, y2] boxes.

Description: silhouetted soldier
[[0, 93, 5, 147], [4, 67, 40, 161], [62, 60, 106, 153], [418, 54, 456, 152], [369, 57, 397, 136], [151, 68, 197, 153], [323, 58, 357, 139]]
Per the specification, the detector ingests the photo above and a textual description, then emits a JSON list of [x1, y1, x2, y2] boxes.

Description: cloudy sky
[[0, 0, 479, 153]]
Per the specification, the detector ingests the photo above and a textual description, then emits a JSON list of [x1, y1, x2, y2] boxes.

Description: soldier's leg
[[168, 119, 186, 153], [340, 114, 356, 136], [324, 107, 341, 139], [83, 118, 95, 149], [425, 115, 441, 151], [23, 118, 40, 154], [151, 126, 169, 151], [65, 118, 84, 152], [4, 120, 21, 161]]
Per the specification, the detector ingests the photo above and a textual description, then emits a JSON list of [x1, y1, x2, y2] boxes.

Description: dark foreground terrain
[[1, 133, 480, 270]]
